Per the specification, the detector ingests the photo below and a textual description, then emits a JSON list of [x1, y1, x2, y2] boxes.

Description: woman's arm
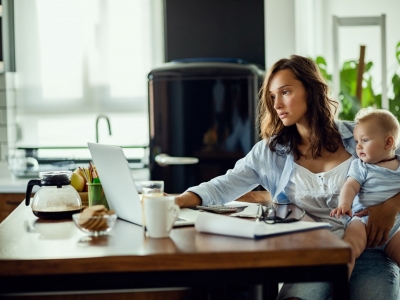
[[175, 190, 272, 208], [175, 191, 202, 208], [235, 190, 272, 205], [357, 193, 400, 248]]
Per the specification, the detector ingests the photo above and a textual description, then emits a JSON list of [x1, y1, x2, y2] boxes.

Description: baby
[[330, 107, 400, 278]]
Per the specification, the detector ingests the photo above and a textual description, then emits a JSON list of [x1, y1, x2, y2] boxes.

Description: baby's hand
[[330, 205, 352, 218]]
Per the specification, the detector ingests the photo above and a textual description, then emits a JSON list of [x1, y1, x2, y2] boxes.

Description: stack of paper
[[195, 212, 331, 239]]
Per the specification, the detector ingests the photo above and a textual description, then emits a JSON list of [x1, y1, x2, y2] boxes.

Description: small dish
[[72, 212, 117, 236]]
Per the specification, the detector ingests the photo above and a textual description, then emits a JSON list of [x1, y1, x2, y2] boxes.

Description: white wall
[[293, 0, 400, 95], [265, 0, 296, 70], [294, 0, 328, 60]]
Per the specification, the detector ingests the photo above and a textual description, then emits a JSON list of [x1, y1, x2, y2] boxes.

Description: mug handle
[[167, 204, 180, 232]]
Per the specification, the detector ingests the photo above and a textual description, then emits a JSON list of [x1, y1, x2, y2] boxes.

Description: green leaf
[[316, 56, 327, 66], [342, 60, 357, 70], [389, 97, 400, 122], [396, 41, 400, 65], [390, 73, 400, 122], [361, 76, 377, 108], [339, 90, 360, 121], [314, 56, 331, 82], [365, 61, 373, 72], [340, 67, 357, 95], [393, 74, 400, 96], [375, 94, 382, 108]]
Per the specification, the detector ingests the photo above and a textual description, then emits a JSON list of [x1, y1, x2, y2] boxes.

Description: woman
[[175, 55, 400, 299]]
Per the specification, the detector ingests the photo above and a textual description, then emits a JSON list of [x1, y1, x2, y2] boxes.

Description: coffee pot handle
[[25, 179, 41, 206]]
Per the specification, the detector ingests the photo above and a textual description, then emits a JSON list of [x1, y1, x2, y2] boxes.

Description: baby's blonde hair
[[355, 107, 400, 148]]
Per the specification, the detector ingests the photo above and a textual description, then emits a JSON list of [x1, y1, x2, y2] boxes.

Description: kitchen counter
[[0, 162, 150, 193], [0, 162, 37, 193]]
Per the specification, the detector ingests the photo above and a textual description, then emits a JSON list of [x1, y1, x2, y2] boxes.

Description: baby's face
[[354, 121, 387, 163]]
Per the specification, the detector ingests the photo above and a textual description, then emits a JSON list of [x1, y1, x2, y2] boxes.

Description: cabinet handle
[[6, 200, 22, 205], [155, 154, 199, 166]]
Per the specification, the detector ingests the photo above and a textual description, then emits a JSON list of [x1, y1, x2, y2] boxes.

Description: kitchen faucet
[[96, 115, 112, 143]]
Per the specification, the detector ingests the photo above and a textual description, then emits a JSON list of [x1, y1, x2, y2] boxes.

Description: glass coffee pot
[[25, 171, 82, 220]]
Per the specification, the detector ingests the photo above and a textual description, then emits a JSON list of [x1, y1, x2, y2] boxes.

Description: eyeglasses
[[256, 205, 306, 224]]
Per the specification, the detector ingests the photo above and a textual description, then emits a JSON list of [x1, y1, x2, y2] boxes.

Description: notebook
[[87, 142, 201, 227]]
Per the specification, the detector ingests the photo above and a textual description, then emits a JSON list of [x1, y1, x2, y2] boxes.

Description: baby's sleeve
[[346, 159, 367, 186]]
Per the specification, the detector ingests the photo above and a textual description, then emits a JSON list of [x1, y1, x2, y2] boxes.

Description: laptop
[[87, 142, 201, 227]]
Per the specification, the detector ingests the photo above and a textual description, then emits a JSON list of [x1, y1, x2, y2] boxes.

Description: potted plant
[[313, 41, 400, 121]]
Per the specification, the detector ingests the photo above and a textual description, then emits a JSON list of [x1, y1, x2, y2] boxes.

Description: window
[[14, 0, 163, 154]]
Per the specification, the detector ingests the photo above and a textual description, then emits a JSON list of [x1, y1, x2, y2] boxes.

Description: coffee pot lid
[[39, 171, 71, 186]]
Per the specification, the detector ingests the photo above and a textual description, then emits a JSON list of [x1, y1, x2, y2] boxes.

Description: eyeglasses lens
[[264, 207, 276, 224]]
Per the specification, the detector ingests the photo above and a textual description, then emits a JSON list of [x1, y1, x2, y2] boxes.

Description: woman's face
[[269, 69, 308, 127]]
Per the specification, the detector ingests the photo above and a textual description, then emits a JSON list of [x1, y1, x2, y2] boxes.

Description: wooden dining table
[[0, 200, 351, 300]]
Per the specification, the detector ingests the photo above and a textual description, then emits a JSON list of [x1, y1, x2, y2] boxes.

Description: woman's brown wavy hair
[[258, 55, 341, 160]]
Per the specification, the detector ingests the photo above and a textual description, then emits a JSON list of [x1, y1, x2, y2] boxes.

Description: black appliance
[[148, 61, 264, 193]]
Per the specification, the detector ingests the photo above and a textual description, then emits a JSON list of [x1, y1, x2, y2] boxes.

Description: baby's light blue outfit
[[348, 157, 400, 249], [187, 120, 400, 300]]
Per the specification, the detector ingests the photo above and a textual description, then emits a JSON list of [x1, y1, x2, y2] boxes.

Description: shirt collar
[[334, 119, 355, 140]]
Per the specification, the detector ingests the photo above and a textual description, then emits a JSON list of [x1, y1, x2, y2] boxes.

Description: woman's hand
[[174, 192, 202, 208], [355, 193, 400, 248]]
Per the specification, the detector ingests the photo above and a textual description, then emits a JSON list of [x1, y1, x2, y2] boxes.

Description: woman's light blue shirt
[[187, 120, 400, 206]]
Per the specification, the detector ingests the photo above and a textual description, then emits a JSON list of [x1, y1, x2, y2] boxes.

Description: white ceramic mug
[[144, 196, 180, 238], [140, 180, 164, 232]]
